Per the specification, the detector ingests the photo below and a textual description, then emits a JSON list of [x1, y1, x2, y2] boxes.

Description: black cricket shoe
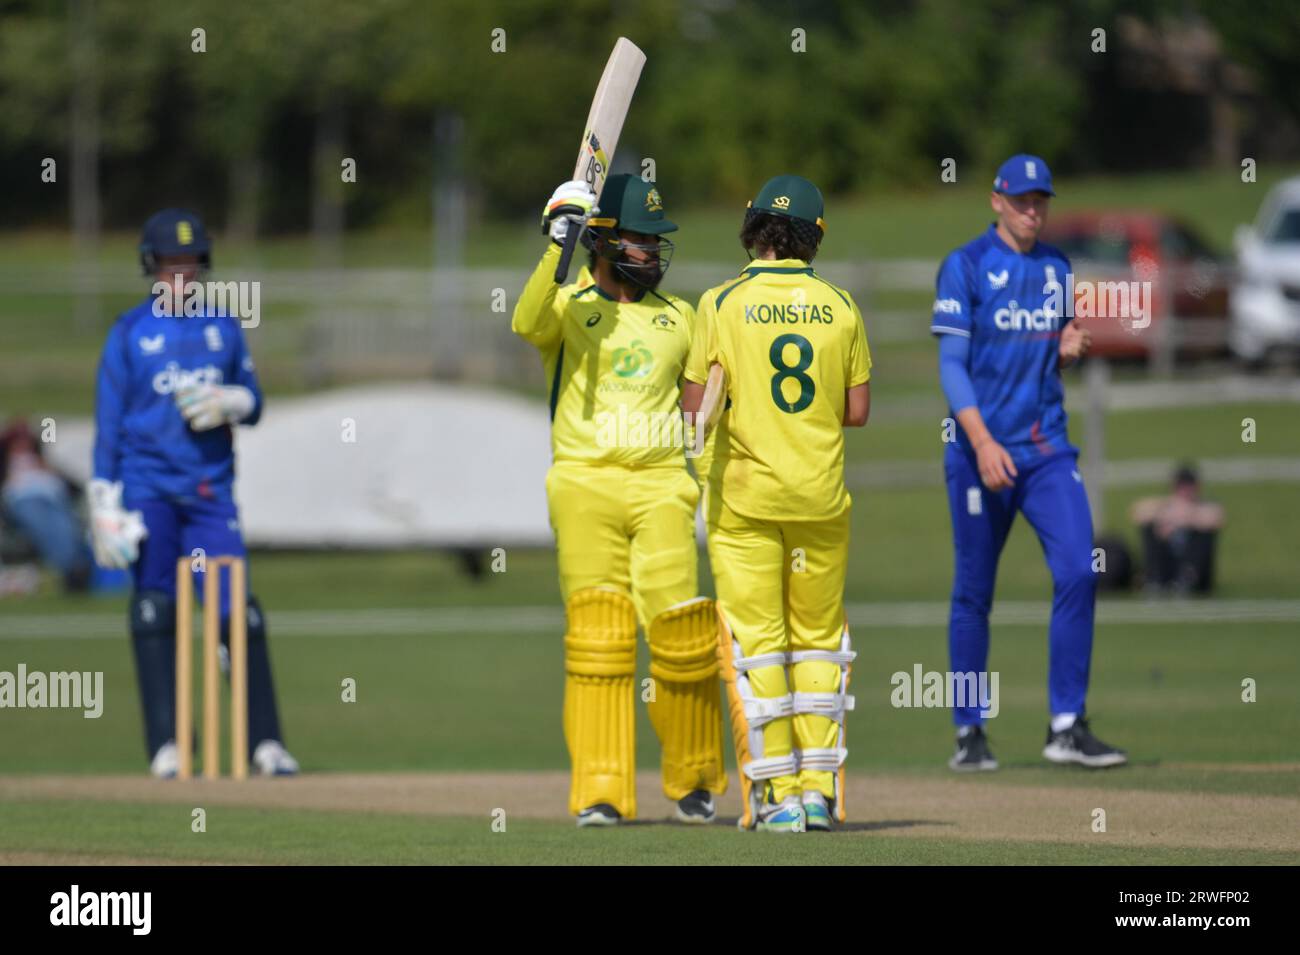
[[674, 789, 717, 824], [576, 803, 622, 828], [948, 725, 999, 772], [1043, 718, 1128, 768]]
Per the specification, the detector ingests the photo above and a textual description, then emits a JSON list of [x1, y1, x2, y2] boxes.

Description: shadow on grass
[[616, 817, 953, 833]]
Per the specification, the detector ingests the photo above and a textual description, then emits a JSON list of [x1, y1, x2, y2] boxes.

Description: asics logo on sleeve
[[151, 362, 224, 395]]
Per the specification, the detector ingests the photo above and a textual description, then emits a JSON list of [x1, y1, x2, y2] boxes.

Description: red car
[[1040, 212, 1231, 361]]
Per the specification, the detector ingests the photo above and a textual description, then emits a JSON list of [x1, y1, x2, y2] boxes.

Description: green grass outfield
[[2, 615, 1296, 864], [2, 802, 1295, 866], [4, 619, 1295, 774]]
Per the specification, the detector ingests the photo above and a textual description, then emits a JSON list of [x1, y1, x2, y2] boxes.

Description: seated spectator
[[1129, 464, 1225, 595], [0, 418, 93, 592]]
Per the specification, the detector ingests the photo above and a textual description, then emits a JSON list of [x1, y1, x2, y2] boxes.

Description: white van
[[1231, 177, 1300, 364]]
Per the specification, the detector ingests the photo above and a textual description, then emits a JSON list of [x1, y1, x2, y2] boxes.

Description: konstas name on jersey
[[744, 302, 836, 325]]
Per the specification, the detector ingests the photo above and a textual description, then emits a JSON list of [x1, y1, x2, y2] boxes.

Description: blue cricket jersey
[[931, 224, 1075, 463], [93, 296, 263, 500]]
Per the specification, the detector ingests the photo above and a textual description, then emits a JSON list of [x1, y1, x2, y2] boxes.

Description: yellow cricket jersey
[[685, 259, 871, 521], [512, 244, 696, 466]]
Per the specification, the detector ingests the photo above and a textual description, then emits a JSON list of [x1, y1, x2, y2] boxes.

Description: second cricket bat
[[554, 37, 646, 283], [697, 363, 727, 439]]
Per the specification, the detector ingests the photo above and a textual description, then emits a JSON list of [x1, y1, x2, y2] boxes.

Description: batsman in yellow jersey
[[511, 173, 726, 827], [682, 175, 872, 832]]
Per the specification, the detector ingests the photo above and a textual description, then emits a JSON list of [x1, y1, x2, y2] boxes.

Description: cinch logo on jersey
[[993, 299, 1061, 332], [152, 362, 224, 396], [151, 279, 261, 328], [744, 302, 835, 324], [49, 885, 151, 935]]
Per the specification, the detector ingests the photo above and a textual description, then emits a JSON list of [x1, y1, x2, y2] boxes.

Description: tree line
[[0, 0, 1295, 234]]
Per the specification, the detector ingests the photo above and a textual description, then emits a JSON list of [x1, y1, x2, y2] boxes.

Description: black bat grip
[[555, 224, 581, 283]]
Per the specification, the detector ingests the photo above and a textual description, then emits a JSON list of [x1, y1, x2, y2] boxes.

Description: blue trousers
[[132, 495, 246, 609], [944, 447, 1096, 726]]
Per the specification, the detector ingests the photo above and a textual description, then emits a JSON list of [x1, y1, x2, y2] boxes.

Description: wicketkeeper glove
[[88, 478, 148, 569], [175, 383, 256, 432]]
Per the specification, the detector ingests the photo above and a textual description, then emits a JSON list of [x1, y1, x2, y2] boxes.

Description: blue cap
[[992, 154, 1055, 196], [139, 208, 211, 274]]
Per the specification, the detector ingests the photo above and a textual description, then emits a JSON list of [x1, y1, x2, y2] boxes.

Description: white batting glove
[[175, 383, 255, 431], [88, 478, 148, 569], [541, 180, 597, 245]]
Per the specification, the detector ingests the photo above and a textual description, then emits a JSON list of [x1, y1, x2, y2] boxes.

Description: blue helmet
[[139, 208, 211, 275]]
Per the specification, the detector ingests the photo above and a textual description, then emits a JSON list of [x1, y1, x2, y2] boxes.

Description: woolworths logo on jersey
[[611, 340, 653, 378]]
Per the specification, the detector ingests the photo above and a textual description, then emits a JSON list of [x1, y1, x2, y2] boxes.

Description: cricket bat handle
[[555, 224, 581, 284]]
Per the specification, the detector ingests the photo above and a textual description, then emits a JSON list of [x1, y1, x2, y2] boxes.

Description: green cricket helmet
[[746, 174, 826, 233], [584, 173, 676, 290], [742, 174, 827, 261]]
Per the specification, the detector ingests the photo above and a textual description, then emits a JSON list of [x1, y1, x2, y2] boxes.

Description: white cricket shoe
[[801, 790, 833, 831], [150, 740, 180, 779], [252, 740, 300, 776]]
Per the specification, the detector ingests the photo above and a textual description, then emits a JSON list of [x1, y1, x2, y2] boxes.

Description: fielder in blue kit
[[90, 209, 298, 777], [932, 156, 1126, 771]]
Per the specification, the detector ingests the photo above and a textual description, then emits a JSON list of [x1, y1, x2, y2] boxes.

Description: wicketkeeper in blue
[[89, 209, 298, 777], [932, 156, 1126, 771]]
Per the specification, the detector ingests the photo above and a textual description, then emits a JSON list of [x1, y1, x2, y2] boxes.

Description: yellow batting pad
[[646, 598, 727, 801], [564, 588, 638, 817]]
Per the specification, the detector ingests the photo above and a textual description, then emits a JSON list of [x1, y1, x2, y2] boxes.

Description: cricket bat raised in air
[[554, 37, 646, 283]]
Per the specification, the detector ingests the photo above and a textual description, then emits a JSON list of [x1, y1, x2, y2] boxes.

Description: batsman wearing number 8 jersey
[[683, 176, 871, 832]]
